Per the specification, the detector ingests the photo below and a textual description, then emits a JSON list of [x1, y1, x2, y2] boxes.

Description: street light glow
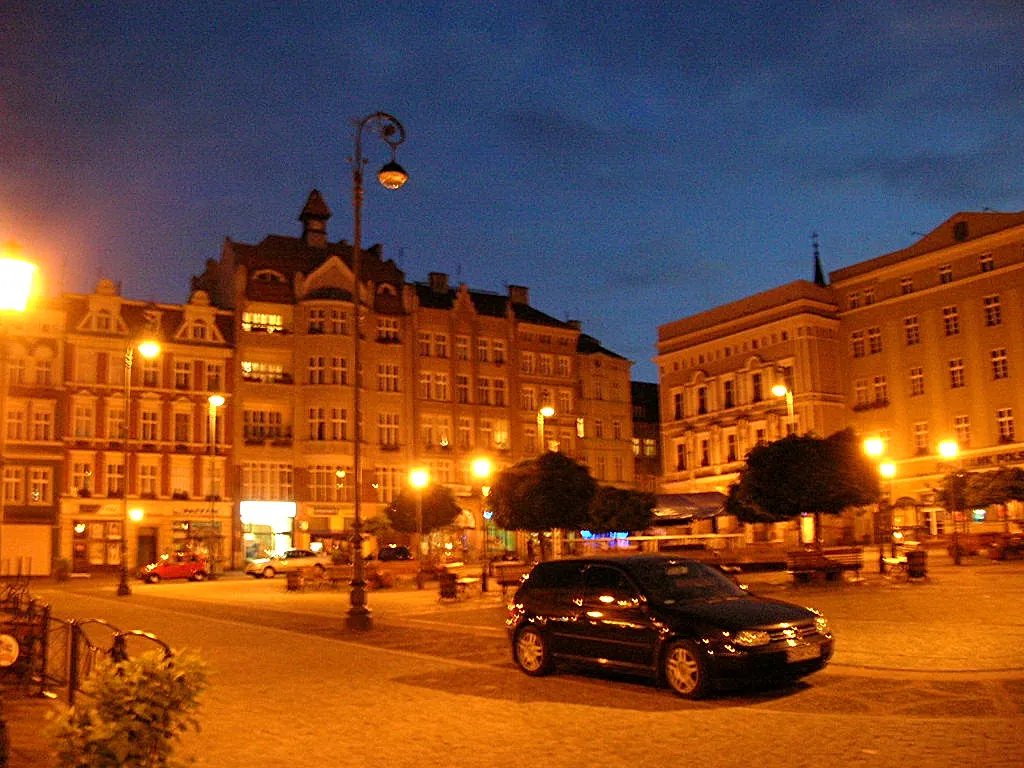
[[471, 458, 491, 479], [879, 461, 896, 478], [409, 468, 429, 489], [863, 437, 884, 457], [771, 384, 788, 398], [938, 440, 959, 459]]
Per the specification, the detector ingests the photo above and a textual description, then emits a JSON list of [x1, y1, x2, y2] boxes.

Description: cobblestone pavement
[[4, 549, 1024, 767]]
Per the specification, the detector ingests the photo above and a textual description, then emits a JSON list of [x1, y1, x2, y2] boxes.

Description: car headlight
[[815, 616, 830, 635], [732, 629, 772, 647]]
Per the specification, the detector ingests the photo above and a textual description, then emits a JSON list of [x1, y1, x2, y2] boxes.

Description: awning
[[652, 492, 728, 524]]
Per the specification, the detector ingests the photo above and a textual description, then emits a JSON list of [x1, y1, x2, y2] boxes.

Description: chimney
[[298, 190, 332, 248], [428, 272, 448, 294], [508, 285, 529, 305]]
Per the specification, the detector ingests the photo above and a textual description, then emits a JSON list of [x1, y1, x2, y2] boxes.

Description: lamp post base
[[116, 580, 132, 597], [346, 606, 372, 632]]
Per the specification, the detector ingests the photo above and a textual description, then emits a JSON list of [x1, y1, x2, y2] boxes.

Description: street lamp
[[409, 468, 429, 581], [207, 394, 225, 579], [938, 439, 963, 566], [347, 111, 408, 630], [471, 457, 492, 558], [537, 407, 555, 452], [117, 333, 160, 597], [0, 247, 36, 576], [771, 383, 794, 435]]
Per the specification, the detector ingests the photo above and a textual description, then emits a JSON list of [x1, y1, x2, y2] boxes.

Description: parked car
[[375, 544, 412, 562], [245, 549, 333, 578], [986, 533, 1024, 560], [138, 553, 208, 584], [507, 555, 833, 699]]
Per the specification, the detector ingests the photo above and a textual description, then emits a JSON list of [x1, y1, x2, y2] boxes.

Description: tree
[[490, 452, 597, 559], [726, 428, 879, 543], [964, 467, 1024, 508], [587, 486, 656, 534], [384, 484, 461, 535]]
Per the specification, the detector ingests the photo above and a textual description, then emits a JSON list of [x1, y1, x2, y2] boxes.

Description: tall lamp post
[[117, 334, 160, 597], [0, 247, 36, 576], [410, 468, 429, 583], [537, 407, 554, 452], [347, 111, 409, 630], [938, 439, 963, 565], [206, 394, 225, 578], [471, 457, 492, 558]]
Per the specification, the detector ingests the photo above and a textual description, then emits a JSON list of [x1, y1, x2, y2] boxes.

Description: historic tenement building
[[657, 211, 1024, 545], [189, 190, 636, 561]]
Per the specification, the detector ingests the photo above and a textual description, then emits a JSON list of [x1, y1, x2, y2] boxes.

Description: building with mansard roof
[[190, 190, 635, 560]]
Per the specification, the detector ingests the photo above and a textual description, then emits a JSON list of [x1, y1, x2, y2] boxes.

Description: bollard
[[481, 566, 488, 592]]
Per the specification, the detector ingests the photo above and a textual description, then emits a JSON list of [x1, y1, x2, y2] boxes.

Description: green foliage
[[728, 428, 880, 523], [964, 467, 1024, 508], [48, 649, 207, 768], [385, 484, 461, 534], [587, 486, 656, 533], [490, 452, 596, 534]]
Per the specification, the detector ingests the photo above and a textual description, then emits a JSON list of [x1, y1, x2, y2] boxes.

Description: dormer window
[[94, 310, 112, 332], [192, 320, 208, 340], [252, 269, 286, 284], [376, 284, 397, 296]]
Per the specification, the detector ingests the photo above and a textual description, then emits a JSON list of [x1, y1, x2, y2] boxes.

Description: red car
[[138, 553, 209, 583]]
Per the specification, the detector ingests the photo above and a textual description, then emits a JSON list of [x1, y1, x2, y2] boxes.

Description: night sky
[[3, 2, 1021, 381]]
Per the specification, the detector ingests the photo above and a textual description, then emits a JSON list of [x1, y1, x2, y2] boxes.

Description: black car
[[376, 544, 413, 562], [506, 555, 833, 698]]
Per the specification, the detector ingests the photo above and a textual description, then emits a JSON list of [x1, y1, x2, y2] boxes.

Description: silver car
[[245, 548, 333, 578]]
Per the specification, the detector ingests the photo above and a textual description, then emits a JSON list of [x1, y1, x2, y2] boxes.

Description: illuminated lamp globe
[[378, 161, 408, 190]]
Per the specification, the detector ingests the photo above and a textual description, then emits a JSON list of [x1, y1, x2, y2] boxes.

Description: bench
[[492, 561, 533, 598], [285, 565, 353, 591], [438, 564, 482, 601], [786, 546, 863, 583]]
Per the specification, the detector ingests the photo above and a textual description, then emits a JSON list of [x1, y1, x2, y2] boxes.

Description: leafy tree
[[490, 452, 597, 559], [726, 428, 879, 543], [384, 484, 461, 534], [587, 486, 656, 534], [964, 467, 1024, 508]]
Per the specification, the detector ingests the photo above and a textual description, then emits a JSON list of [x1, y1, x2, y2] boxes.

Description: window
[[331, 357, 348, 385], [675, 442, 687, 471], [308, 465, 353, 502], [455, 335, 470, 361], [433, 333, 449, 358], [378, 364, 400, 392], [864, 289, 875, 305], [723, 380, 735, 409], [520, 352, 535, 374], [308, 357, 326, 384], [594, 419, 604, 439], [477, 339, 490, 362], [418, 372, 432, 400], [492, 378, 505, 406], [998, 408, 1015, 442], [241, 361, 286, 383], [105, 459, 124, 496], [557, 390, 572, 414], [173, 412, 191, 443], [141, 408, 159, 441], [872, 375, 888, 404], [954, 415, 971, 448], [3, 466, 24, 504], [939, 265, 953, 284], [991, 348, 1009, 380], [900, 277, 913, 295], [206, 363, 223, 391], [377, 318, 400, 341], [913, 422, 929, 454], [697, 386, 708, 415], [477, 377, 492, 405], [456, 375, 470, 404], [854, 379, 868, 406], [241, 312, 283, 333], [434, 373, 450, 402], [643, 438, 657, 457], [74, 404, 95, 438], [942, 306, 960, 336], [329, 408, 348, 440], [727, 434, 738, 462], [868, 327, 882, 354], [983, 295, 1002, 327], [910, 367, 924, 396], [418, 332, 432, 356], [243, 409, 285, 440], [751, 373, 763, 403], [848, 293, 861, 310], [373, 466, 402, 503], [308, 308, 326, 333], [142, 359, 159, 388], [331, 309, 348, 335], [29, 467, 52, 504], [457, 417, 472, 449], [378, 413, 400, 446], [493, 340, 506, 364], [980, 254, 994, 273], [35, 359, 53, 386], [904, 316, 921, 346], [700, 439, 710, 467], [556, 356, 569, 377], [851, 330, 866, 358], [672, 391, 683, 420], [308, 408, 327, 440], [32, 409, 53, 441], [949, 358, 966, 389], [72, 462, 94, 494], [241, 461, 293, 501], [539, 355, 553, 375], [5, 408, 24, 441]]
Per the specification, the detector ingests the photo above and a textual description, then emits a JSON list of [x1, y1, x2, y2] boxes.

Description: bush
[[48, 649, 207, 768]]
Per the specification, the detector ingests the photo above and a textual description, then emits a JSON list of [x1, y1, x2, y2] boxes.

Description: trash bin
[[438, 570, 458, 600], [906, 549, 927, 579]]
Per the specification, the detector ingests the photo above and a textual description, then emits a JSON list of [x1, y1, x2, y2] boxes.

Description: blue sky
[[2, 1, 1021, 381]]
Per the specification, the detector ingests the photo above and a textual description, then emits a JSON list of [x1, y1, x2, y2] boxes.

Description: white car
[[245, 549, 333, 578]]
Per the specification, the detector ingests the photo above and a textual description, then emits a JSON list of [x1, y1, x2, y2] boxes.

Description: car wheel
[[663, 639, 708, 699], [146, 574, 161, 584], [514, 626, 553, 676], [262, 566, 276, 579], [191, 571, 207, 582]]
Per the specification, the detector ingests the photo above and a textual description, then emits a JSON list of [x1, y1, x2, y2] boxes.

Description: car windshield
[[630, 559, 746, 603]]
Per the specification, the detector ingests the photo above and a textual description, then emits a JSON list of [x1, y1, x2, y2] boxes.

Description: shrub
[[48, 649, 207, 768]]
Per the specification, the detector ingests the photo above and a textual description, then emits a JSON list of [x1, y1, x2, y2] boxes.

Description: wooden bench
[[786, 547, 863, 583], [492, 561, 533, 598], [438, 564, 482, 601]]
